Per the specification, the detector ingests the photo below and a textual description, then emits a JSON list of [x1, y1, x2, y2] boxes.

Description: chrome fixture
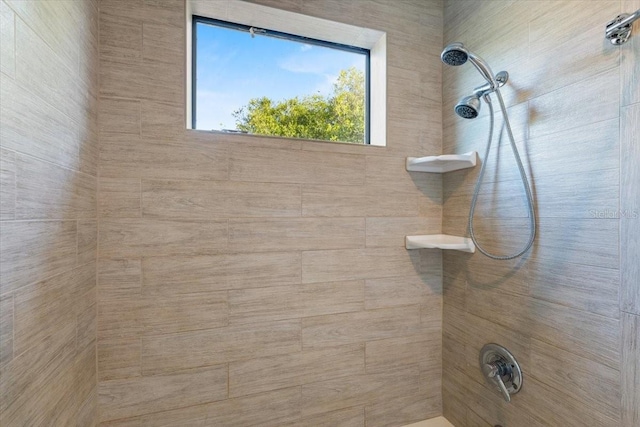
[[441, 42, 497, 88], [479, 343, 523, 403], [454, 71, 509, 120], [441, 42, 536, 260], [606, 9, 640, 45]]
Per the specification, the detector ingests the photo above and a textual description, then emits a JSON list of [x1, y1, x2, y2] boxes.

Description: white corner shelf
[[405, 234, 476, 253], [406, 151, 477, 173]]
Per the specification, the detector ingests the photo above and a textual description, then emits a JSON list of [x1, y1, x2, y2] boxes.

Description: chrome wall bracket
[[479, 343, 522, 403], [606, 9, 640, 45]]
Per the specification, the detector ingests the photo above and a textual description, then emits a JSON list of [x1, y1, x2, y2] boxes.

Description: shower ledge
[[405, 234, 476, 253], [406, 151, 477, 173]]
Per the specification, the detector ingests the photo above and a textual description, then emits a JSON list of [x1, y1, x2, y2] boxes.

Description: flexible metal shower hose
[[468, 89, 536, 260]]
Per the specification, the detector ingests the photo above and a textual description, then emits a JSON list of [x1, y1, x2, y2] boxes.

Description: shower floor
[[403, 416, 455, 427]]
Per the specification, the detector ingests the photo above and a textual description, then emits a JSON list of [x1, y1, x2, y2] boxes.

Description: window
[[193, 17, 369, 144], [186, 0, 387, 146]]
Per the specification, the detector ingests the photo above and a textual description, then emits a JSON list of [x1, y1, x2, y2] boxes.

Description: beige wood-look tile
[[98, 337, 141, 381], [77, 303, 97, 353], [365, 333, 440, 374], [142, 179, 300, 219], [141, 289, 228, 335], [99, 57, 144, 100], [364, 275, 441, 310], [98, 365, 228, 422], [99, 98, 140, 135], [5, 0, 81, 67], [79, 106, 99, 179], [529, 338, 620, 420], [365, 391, 441, 427], [529, 70, 620, 140], [0, 74, 80, 170], [228, 281, 363, 325], [0, 293, 13, 366], [462, 311, 530, 386], [301, 366, 421, 417], [143, 251, 301, 292], [527, 117, 619, 178], [78, 220, 97, 265], [140, 100, 184, 139], [142, 0, 184, 28], [516, 376, 620, 427], [15, 154, 96, 220], [302, 184, 368, 217], [142, 320, 301, 375], [622, 312, 640, 426], [456, 372, 536, 427], [99, 386, 302, 427], [99, 9, 141, 63], [621, 103, 640, 315], [229, 344, 364, 397], [529, 297, 620, 370], [442, 253, 468, 310], [534, 217, 619, 269], [0, 148, 15, 220], [0, 220, 77, 294], [519, 25, 619, 102], [13, 263, 95, 356], [0, 1, 15, 78], [99, 218, 228, 257], [229, 217, 364, 252], [622, 0, 640, 105], [100, 133, 229, 181], [365, 186, 420, 217], [529, 0, 620, 60], [99, 178, 141, 218], [14, 18, 85, 124], [442, 379, 469, 427], [0, 324, 77, 426], [141, 57, 183, 103], [142, 21, 182, 64], [365, 217, 440, 247], [97, 258, 142, 342], [529, 258, 619, 319], [230, 145, 365, 185], [536, 168, 619, 219], [464, 287, 530, 338], [77, 388, 97, 427], [302, 306, 421, 348], [284, 406, 364, 427], [301, 247, 422, 284]]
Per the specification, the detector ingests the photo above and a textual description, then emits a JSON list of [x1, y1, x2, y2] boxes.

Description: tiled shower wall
[[441, 0, 640, 426], [96, 1, 444, 425], [0, 0, 99, 425]]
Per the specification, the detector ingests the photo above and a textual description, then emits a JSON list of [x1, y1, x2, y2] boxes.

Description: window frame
[[191, 15, 372, 144]]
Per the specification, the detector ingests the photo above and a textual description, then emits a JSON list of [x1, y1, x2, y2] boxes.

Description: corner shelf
[[405, 234, 476, 253], [406, 151, 477, 173]]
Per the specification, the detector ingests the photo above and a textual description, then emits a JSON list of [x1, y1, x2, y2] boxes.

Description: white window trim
[[186, 0, 387, 146]]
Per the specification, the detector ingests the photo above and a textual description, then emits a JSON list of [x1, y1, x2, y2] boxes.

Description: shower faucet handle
[[479, 343, 523, 403], [482, 361, 512, 402]]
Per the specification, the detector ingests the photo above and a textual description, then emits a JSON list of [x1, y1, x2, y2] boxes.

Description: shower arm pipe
[[606, 8, 640, 38]]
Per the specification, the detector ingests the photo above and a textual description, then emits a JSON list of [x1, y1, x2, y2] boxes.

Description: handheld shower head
[[455, 95, 481, 119], [441, 42, 468, 66], [441, 42, 497, 88]]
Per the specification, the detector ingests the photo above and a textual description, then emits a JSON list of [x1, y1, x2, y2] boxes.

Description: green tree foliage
[[232, 67, 365, 143]]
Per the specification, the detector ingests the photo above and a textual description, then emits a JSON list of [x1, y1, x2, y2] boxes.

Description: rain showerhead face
[[441, 42, 468, 66], [455, 95, 481, 119], [442, 49, 468, 66], [455, 104, 478, 119]]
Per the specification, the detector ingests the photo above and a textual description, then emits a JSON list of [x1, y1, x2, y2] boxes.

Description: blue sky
[[195, 21, 366, 131]]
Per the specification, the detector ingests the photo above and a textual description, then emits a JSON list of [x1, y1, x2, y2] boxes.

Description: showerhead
[[441, 42, 468, 66], [441, 42, 496, 88], [455, 95, 481, 119]]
